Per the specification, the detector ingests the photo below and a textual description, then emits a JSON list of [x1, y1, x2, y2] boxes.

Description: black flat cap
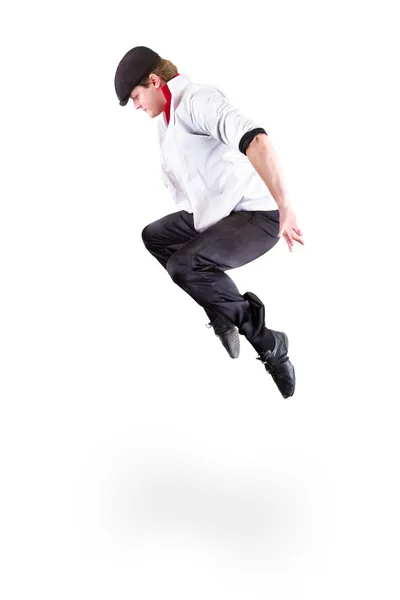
[[114, 46, 161, 106]]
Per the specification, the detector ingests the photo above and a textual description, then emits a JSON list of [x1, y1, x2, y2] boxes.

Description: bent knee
[[166, 253, 193, 283], [141, 223, 154, 248]]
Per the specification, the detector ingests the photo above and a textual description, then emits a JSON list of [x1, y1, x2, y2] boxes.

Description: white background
[[1, 0, 399, 598]]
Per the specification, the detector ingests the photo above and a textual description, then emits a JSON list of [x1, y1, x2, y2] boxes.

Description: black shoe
[[206, 315, 240, 359], [256, 330, 295, 398]]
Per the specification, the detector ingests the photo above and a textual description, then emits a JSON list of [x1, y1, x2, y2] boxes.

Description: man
[[114, 46, 304, 398]]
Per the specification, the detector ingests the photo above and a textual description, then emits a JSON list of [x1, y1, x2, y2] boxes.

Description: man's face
[[129, 74, 166, 118]]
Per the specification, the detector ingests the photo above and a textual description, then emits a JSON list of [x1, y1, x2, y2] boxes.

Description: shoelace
[[257, 353, 289, 377], [256, 355, 277, 377]]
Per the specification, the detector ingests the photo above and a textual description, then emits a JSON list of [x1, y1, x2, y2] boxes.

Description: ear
[[148, 73, 162, 89]]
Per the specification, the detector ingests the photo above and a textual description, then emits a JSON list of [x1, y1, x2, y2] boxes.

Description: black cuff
[[239, 128, 267, 155]]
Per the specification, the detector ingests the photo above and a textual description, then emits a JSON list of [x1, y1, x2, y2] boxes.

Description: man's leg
[[161, 208, 295, 398], [141, 210, 235, 335], [165, 209, 281, 353], [141, 210, 196, 269]]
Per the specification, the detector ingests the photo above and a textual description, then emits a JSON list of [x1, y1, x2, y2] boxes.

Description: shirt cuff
[[239, 128, 267, 155]]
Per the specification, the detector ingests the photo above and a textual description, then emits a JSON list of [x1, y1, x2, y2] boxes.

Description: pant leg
[[141, 210, 197, 268], [141, 210, 224, 325], [165, 209, 281, 352]]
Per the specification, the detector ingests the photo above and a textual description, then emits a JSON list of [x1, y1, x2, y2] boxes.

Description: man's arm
[[245, 133, 290, 209], [246, 133, 304, 251], [189, 90, 304, 250]]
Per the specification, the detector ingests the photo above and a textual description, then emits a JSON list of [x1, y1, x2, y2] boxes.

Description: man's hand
[[278, 204, 304, 252]]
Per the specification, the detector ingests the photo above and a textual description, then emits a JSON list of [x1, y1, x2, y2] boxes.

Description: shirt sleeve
[[238, 127, 268, 155], [189, 87, 267, 152]]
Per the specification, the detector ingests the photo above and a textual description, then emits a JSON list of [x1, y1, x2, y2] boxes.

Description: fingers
[[283, 231, 294, 251], [292, 232, 305, 245], [282, 230, 304, 251]]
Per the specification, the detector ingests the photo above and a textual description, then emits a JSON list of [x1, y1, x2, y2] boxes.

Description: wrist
[[275, 197, 291, 210]]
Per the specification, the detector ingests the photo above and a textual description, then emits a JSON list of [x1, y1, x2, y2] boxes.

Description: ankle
[[252, 329, 275, 353]]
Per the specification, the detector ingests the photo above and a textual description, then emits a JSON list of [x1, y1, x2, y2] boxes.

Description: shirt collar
[[161, 73, 180, 124]]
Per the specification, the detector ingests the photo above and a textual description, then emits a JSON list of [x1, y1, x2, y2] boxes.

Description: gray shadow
[[108, 451, 308, 563]]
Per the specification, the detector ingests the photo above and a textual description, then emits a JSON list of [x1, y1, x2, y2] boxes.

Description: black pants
[[141, 209, 280, 352]]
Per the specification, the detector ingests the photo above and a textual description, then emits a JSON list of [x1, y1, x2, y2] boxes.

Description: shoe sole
[[283, 332, 289, 352], [275, 331, 295, 399], [218, 329, 240, 359]]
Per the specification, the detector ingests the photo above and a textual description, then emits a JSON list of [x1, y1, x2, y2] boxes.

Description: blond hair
[[137, 58, 179, 87]]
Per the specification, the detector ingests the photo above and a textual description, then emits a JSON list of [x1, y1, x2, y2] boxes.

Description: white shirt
[[158, 73, 277, 232]]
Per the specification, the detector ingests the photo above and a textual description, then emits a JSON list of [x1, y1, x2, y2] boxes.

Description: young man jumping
[[114, 46, 304, 398]]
